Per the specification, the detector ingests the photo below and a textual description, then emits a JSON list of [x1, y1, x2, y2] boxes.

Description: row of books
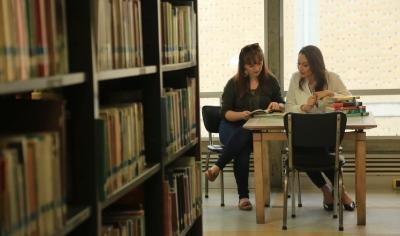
[[163, 156, 202, 236], [102, 207, 145, 236], [94, 0, 144, 71], [161, 1, 197, 65], [163, 78, 197, 156], [324, 95, 369, 116], [0, 132, 66, 236], [97, 102, 146, 200], [0, 0, 69, 82]]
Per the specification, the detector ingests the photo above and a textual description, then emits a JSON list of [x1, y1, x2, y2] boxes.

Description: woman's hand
[[301, 95, 317, 112], [267, 102, 284, 111], [241, 111, 252, 120], [307, 94, 317, 106], [314, 90, 334, 100]]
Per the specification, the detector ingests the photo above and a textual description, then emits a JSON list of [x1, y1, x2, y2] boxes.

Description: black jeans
[[294, 147, 336, 189], [306, 170, 335, 188], [216, 119, 252, 199]]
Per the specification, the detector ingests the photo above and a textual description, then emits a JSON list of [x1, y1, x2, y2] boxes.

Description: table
[[243, 114, 377, 224]]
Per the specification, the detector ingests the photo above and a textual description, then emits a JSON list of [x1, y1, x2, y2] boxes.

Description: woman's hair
[[235, 43, 273, 98], [298, 45, 327, 91]]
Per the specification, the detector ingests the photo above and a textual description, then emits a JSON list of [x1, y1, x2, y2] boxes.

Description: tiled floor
[[203, 188, 400, 235]]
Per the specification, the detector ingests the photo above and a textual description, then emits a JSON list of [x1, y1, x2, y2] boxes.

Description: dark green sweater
[[221, 75, 284, 119]]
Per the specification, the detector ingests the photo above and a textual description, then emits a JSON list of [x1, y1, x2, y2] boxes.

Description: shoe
[[205, 168, 219, 182], [323, 202, 333, 211], [238, 198, 253, 211], [343, 201, 356, 211]]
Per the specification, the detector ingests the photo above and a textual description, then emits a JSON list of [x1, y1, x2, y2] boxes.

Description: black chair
[[282, 112, 347, 231], [202, 105, 225, 206]]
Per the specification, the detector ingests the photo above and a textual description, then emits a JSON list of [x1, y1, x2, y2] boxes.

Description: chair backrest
[[202, 106, 222, 134], [283, 112, 347, 169], [284, 112, 347, 149]]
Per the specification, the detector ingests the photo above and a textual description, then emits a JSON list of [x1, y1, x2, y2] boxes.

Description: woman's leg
[[306, 171, 327, 188], [214, 120, 253, 199], [205, 120, 244, 181], [322, 170, 354, 206], [214, 120, 244, 169], [230, 128, 252, 199], [306, 171, 333, 204]]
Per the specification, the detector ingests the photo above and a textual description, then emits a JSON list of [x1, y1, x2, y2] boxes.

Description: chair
[[282, 112, 347, 231], [202, 105, 225, 206]]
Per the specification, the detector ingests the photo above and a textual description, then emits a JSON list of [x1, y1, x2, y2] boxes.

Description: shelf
[[97, 66, 157, 81], [100, 163, 161, 209], [162, 61, 196, 72], [164, 138, 199, 166], [0, 73, 85, 95], [57, 206, 91, 236], [178, 214, 201, 236]]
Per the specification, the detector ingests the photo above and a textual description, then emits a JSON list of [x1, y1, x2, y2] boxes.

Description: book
[[325, 95, 360, 103], [250, 109, 284, 117]]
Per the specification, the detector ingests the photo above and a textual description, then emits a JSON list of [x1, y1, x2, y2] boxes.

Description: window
[[284, 0, 400, 136], [198, 0, 264, 137]]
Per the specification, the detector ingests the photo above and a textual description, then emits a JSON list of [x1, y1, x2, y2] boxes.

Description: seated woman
[[285, 45, 355, 211], [205, 43, 284, 211]]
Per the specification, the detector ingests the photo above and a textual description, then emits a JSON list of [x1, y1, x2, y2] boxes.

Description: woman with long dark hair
[[205, 43, 284, 210], [286, 45, 356, 211]]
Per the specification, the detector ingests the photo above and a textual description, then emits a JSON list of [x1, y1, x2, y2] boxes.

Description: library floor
[[202, 188, 400, 235]]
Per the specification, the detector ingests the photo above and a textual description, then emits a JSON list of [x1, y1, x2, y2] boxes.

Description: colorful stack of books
[[324, 95, 369, 116]]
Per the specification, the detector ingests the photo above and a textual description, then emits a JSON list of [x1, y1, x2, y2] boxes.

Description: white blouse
[[285, 71, 351, 113]]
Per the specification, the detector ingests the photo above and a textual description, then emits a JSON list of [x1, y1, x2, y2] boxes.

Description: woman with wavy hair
[[205, 43, 284, 210], [286, 45, 356, 211]]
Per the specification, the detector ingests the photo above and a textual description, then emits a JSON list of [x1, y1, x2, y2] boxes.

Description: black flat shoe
[[343, 201, 356, 211], [323, 202, 333, 211]]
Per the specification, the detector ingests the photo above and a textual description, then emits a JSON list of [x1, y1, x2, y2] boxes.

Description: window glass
[[284, 0, 400, 90], [284, 0, 400, 136], [198, 0, 264, 137]]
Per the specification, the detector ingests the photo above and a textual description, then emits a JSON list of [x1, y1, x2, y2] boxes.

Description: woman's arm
[[328, 72, 351, 96], [220, 78, 252, 121], [314, 90, 334, 100], [225, 110, 252, 121], [285, 74, 303, 113], [267, 76, 285, 111]]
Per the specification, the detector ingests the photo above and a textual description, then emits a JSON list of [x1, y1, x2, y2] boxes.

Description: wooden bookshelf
[[164, 138, 199, 166], [57, 206, 91, 236], [0, 73, 85, 95], [178, 214, 202, 236], [162, 61, 197, 72], [97, 65, 157, 81], [100, 163, 161, 210], [0, 0, 201, 235]]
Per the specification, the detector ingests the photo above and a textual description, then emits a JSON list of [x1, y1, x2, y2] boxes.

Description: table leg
[[263, 140, 270, 207], [253, 133, 265, 223], [355, 131, 366, 225]]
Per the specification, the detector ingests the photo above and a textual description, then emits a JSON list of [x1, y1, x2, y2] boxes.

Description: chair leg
[[291, 170, 296, 218], [282, 171, 289, 230], [220, 170, 225, 207], [282, 149, 290, 199], [297, 171, 302, 207], [338, 171, 344, 231], [204, 152, 211, 198], [333, 169, 339, 219]]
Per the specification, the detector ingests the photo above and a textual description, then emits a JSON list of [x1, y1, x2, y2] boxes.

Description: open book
[[250, 109, 284, 116]]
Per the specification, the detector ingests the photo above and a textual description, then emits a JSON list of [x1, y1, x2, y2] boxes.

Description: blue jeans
[[217, 119, 253, 199]]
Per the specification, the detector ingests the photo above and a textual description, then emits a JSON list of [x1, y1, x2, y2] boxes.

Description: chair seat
[[208, 144, 224, 153]]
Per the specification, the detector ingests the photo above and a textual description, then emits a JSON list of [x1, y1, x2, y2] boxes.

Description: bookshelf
[[0, 0, 201, 235]]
